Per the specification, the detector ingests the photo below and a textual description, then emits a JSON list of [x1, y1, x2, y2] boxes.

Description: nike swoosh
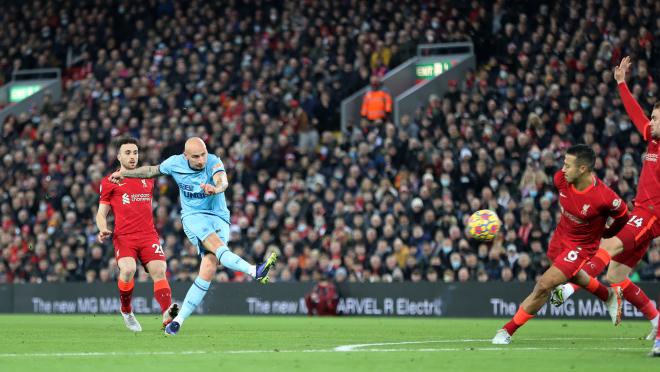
[[117, 183, 125, 186], [560, 192, 567, 197]]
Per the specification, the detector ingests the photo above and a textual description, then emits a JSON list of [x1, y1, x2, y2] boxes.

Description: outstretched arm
[[615, 56, 651, 139], [109, 165, 162, 183]]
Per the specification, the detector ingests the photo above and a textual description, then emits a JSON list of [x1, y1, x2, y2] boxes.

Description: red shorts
[[612, 206, 660, 267], [113, 232, 166, 267], [547, 239, 596, 279]]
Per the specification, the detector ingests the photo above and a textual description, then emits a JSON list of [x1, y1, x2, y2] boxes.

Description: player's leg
[[139, 235, 178, 328], [166, 253, 217, 335], [196, 215, 278, 282], [114, 236, 142, 332], [607, 211, 659, 338], [652, 293, 660, 357], [551, 248, 612, 305], [493, 265, 567, 344], [607, 261, 659, 339], [145, 260, 178, 328]]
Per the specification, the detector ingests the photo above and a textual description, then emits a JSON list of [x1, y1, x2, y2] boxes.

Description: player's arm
[[96, 203, 112, 243], [109, 165, 162, 183], [602, 199, 629, 239], [200, 171, 228, 195], [615, 56, 652, 139]]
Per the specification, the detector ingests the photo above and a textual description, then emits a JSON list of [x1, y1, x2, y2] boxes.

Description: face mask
[[431, 21, 439, 29], [544, 191, 554, 200], [441, 179, 450, 187], [444, 275, 453, 281], [530, 152, 540, 160], [489, 179, 499, 189], [499, 71, 507, 79], [442, 246, 452, 254], [451, 261, 461, 270], [580, 102, 590, 109], [530, 190, 538, 198]]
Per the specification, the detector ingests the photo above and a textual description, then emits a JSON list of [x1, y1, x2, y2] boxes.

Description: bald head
[[184, 137, 208, 170], [185, 137, 206, 152]]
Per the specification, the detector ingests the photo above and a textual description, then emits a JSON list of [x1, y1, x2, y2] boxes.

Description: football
[[466, 209, 501, 241]]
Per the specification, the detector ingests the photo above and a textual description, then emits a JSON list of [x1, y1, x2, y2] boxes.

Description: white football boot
[[121, 312, 142, 332], [605, 287, 623, 326], [492, 329, 512, 345]]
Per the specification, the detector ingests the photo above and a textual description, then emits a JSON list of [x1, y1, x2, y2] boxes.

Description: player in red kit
[[96, 137, 178, 332], [550, 57, 660, 342], [492, 145, 627, 344]]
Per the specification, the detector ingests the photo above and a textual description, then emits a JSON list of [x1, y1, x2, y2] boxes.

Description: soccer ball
[[466, 209, 501, 241]]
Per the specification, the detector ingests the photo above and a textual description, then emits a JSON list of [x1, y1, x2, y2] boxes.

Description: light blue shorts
[[181, 213, 231, 256]]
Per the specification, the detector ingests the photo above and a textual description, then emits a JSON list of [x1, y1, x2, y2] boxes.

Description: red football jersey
[[618, 82, 660, 211], [552, 170, 627, 248], [99, 174, 157, 237]]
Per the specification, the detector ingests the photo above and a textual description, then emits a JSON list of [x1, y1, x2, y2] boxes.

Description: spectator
[[360, 76, 392, 122], [304, 272, 339, 316]]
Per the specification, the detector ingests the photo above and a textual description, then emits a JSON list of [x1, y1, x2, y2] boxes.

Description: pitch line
[[0, 337, 644, 358]]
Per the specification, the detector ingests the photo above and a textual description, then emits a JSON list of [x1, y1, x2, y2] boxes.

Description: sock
[[584, 276, 609, 302], [502, 306, 534, 336], [175, 277, 211, 325], [118, 278, 134, 314], [613, 278, 659, 321], [215, 246, 253, 275], [568, 249, 611, 294], [153, 279, 172, 314]]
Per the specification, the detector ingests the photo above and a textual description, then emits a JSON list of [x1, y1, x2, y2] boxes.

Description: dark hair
[[566, 144, 596, 170], [115, 137, 139, 151], [654, 102, 660, 111]]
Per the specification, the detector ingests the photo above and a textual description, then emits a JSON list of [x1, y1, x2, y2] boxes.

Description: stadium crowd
[[1, 0, 660, 284]]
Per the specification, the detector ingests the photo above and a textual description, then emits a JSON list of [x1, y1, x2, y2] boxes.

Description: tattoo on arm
[[121, 165, 162, 179]]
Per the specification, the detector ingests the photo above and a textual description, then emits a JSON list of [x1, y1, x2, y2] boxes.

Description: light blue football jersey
[[159, 153, 230, 222]]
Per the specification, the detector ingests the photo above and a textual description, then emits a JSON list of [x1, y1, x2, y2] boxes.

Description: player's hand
[[614, 56, 631, 84], [109, 171, 124, 184], [200, 183, 220, 195], [97, 229, 112, 243]]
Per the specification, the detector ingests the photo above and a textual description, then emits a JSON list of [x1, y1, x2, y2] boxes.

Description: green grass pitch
[[0, 315, 657, 371]]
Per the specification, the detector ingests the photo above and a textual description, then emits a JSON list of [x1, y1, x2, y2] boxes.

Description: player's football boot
[[121, 312, 142, 332], [491, 329, 512, 345], [605, 286, 623, 326], [164, 320, 180, 336], [255, 252, 278, 284], [161, 303, 180, 330], [550, 284, 567, 307], [649, 339, 660, 357], [646, 322, 658, 341]]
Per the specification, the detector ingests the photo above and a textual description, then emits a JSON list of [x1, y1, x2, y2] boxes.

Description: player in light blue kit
[[110, 137, 278, 335]]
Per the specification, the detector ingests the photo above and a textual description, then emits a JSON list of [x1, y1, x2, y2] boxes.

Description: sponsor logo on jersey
[[559, 205, 586, 224], [644, 153, 658, 162]]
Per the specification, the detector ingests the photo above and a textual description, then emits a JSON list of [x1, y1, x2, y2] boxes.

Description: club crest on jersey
[[122, 193, 130, 205], [581, 204, 590, 215], [142, 179, 147, 188]]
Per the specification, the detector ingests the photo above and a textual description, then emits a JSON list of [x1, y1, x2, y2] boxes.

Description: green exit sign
[[9, 84, 43, 102], [415, 61, 455, 80]]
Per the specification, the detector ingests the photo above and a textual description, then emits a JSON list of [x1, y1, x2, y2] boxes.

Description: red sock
[[570, 249, 611, 292], [154, 279, 172, 314], [613, 278, 659, 320], [118, 278, 134, 314], [503, 306, 534, 336], [584, 276, 609, 302]]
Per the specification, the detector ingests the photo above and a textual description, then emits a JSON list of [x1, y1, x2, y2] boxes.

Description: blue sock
[[177, 277, 210, 323], [216, 246, 252, 274]]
